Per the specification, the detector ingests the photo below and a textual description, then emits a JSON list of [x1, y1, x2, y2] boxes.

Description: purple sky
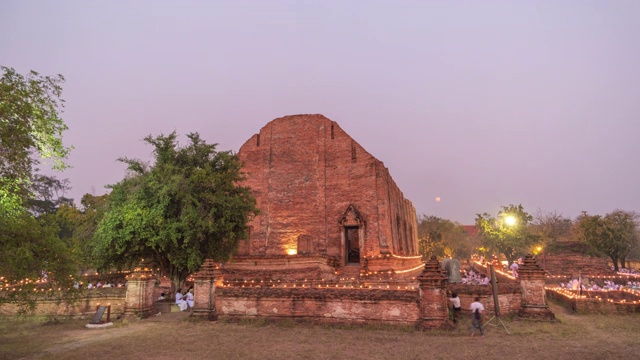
[[2, 1, 639, 224]]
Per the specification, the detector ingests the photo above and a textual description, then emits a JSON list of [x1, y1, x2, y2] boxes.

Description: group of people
[[559, 279, 640, 291], [617, 267, 640, 275], [75, 281, 125, 289], [449, 292, 485, 336], [461, 269, 490, 285], [175, 287, 194, 311]]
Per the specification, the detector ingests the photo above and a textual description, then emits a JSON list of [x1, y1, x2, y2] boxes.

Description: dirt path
[[35, 311, 191, 357]]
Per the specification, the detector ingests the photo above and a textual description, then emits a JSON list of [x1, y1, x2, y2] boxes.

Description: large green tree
[[475, 204, 538, 264], [0, 175, 78, 310], [573, 210, 638, 270], [0, 67, 75, 310], [0, 66, 71, 216], [92, 132, 258, 293], [417, 215, 473, 260]]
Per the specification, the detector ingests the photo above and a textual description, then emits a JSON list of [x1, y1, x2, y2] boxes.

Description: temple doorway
[[345, 226, 360, 264]]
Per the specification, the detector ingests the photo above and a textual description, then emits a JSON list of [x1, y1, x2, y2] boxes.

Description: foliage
[[417, 215, 473, 260], [532, 210, 573, 253], [573, 210, 639, 270], [91, 132, 258, 291], [0, 172, 81, 310], [52, 193, 109, 270], [475, 204, 538, 264], [0, 211, 78, 310], [0, 66, 71, 217]]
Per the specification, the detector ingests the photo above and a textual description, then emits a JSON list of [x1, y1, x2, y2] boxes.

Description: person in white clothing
[[186, 287, 194, 308], [510, 261, 519, 278], [175, 289, 188, 311], [469, 297, 485, 336], [449, 292, 461, 323]]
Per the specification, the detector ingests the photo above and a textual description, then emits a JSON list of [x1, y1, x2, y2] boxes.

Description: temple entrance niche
[[340, 204, 364, 266], [345, 227, 360, 263]]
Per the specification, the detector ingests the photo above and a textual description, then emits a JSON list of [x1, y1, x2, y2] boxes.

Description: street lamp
[[504, 215, 517, 227]]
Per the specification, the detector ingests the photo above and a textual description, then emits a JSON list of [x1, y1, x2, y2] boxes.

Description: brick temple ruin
[[232, 114, 423, 278], [121, 115, 554, 328]]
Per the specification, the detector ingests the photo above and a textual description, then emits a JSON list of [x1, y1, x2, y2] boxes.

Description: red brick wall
[[447, 283, 522, 316], [0, 288, 126, 317], [237, 115, 420, 271], [215, 286, 420, 324]]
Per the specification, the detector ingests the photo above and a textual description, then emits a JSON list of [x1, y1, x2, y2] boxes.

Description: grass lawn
[[1, 303, 639, 360]]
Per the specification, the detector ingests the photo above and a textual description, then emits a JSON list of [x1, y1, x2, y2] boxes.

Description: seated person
[[481, 275, 490, 285], [157, 292, 166, 301], [175, 289, 188, 311], [186, 288, 194, 308]]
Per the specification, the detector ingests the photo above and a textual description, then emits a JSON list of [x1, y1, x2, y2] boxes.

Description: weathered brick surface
[[542, 252, 613, 276], [0, 288, 126, 317], [517, 255, 555, 320], [235, 114, 421, 274], [547, 290, 640, 314], [123, 279, 156, 318], [215, 287, 420, 324], [447, 284, 522, 316]]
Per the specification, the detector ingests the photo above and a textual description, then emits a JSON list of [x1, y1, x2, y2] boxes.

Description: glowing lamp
[[286, 248, 297, 255], [504, 215, 517, 226]]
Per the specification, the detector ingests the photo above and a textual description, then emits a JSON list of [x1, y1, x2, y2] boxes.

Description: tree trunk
[[169, 266, 186, 300], [610, 256, 619, 271], [621, 257, 626, 269]]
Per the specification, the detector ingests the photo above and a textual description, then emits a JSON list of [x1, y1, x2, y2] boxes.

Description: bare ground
[[1, 303, 639, 360]]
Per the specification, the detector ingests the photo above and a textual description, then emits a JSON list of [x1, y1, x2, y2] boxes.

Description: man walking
[[470, 296, 485, 336]]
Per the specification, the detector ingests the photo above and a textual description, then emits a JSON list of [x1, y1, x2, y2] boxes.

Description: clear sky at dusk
[[2, 1, 639, 224]]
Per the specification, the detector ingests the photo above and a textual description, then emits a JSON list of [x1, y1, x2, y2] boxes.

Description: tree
[[574, 210, 639, 270], [417, 215, 473, 260], [0, 177, 78, 310], [0, 66, 71, 216], [475, 204, 537, 264], [532, 210, 573, 252], [91, 132, 258, 293], [53, 193, 109, 270]]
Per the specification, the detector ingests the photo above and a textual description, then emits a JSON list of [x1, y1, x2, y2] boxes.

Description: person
[[175, 289, 188, 311], [481, 274, 490, 285], [186, 288, 194, 308], [510, 261, 519, 278], [449, 292, 461, 323], [469, 297, 485, 336], [157, 292, 166, 301]]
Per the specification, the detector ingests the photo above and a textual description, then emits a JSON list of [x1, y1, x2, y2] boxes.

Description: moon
[[435, 197, 441, 202]]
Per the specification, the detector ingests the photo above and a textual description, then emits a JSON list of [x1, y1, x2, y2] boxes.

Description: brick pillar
[[517, 254, 555, 321], [191, 259, 218, 320], [417, 256, 452, 330], [124, 261, 157, 318]]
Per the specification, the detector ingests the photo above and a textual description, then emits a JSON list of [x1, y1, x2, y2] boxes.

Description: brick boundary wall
[[215, 286, 421, 325], [0, 288, 126, 318], [546, 289, 640, 314]]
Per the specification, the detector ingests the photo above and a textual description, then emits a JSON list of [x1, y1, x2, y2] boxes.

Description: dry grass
[[2, 303, 639, 360]]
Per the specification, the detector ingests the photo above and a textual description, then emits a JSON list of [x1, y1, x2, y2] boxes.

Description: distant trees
[[573, 210, 639, 271], [417, 215, 473, 260], [475, 204, 538, 264], [90, 132, 258, 292], [531, 210, 573, 252]]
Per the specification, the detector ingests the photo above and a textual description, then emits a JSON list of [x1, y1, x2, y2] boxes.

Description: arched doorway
[[340, 204, 365, 266]]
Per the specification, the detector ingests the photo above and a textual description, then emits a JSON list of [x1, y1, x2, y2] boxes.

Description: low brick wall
[[0, 288, 126, 318], [447, 284, 521, 316], [215, 286, 420, 324], [547, 289, 640, 314]]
